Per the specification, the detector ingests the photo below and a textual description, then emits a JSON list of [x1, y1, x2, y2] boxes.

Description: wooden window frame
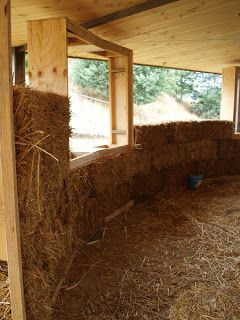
[[27, 17, 134, 169]]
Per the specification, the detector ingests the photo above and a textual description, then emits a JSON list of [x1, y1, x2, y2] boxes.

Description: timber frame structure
[[1, 4, 133, 320], [27, 17, 134, 147], [1, 0, 240, 319]]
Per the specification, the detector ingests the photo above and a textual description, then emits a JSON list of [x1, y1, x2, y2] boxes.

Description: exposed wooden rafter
[[67, 18, 132, 56], [81, 0, 179, 29]]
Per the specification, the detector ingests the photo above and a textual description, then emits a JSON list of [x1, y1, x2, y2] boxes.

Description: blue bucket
[[188, 174, 203, 190]]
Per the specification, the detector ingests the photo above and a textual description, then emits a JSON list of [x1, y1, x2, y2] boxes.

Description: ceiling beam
[[81, 0, 179, 29]]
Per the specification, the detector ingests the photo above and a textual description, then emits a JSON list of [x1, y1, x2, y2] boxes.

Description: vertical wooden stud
[[109, 53, 133, 146], [0, 0, 26, 319], [27, 17, 68, 95]]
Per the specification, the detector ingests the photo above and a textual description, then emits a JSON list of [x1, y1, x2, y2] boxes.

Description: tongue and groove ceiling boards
[[12, 0, 240, 73]]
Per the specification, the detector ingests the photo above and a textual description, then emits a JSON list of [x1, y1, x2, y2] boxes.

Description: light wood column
[[109, 53, 133, 146], [0, 0, 26, 319], [27, 17, 68, 95], [0, 160, 7, 261], [221, 66, 239, 121]]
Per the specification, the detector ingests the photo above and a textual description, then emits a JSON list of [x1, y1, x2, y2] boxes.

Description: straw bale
[[13, 86, 70, 320], [95, 182, 131, 219], [59, 167, 97, 240], [135, 124, 171, 150], [169, 121, 233, 143], [160, 162, 198, 194], [185, 139, 217, 161], [0, 262, 11, 320], [135, 150, 152, 175], [130, 168, 164, 201], [152, 144, 185, 169], [136, 121, 233, 150], [153, 140, 217, 170], [169, 121, 202, 143], [85, 154, 130, 194], [218, 139, 240, 159], [196, 159, 231, 178], [169, 284, 240, 320], [109, 154, 128, 186], [86, 159, 113, 193], [123, 150, 139, 179], [199, 120, 233, 140], [61, 168, 131, 239], [227, 157, 240, 175]]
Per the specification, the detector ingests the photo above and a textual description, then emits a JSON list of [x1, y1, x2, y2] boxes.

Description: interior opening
[[69, 59, 222, 156], [132, 67, 222, 124], [68, 58, 110, 157]]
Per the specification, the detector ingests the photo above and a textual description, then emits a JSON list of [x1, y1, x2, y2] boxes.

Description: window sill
[[70, 144, 131, 170]]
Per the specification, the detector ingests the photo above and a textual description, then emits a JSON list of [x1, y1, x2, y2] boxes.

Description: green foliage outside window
[[71, 59, 221, 119]]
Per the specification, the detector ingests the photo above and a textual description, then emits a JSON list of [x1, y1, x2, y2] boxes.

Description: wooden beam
[[90, 51, 119, 58], [68, 43, 104, 54], [0, 0, 26, 319], [27, 17, 68, 95], [221, 66, 239, 122], [13, 45, 25, 85], [67, 18, 132, 56], [81, 0, 179, 29]]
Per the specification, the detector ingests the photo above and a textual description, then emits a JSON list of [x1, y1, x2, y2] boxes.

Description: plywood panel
[[28, 17, 68, 95], [0, 0, 26, 319]]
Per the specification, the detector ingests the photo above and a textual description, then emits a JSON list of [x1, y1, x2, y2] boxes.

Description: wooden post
[[0, 162, 7, 261], [0, 0, 26, 319], [27, 17, 68, 95], [109, 53, 133, 146], [221, 66, 239, 121]]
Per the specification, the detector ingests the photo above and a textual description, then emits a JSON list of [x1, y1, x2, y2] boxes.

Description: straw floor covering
[[54, 175, 240, 320]]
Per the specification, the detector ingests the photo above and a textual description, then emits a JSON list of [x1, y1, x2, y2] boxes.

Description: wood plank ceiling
[[12, 0, 240, 73]]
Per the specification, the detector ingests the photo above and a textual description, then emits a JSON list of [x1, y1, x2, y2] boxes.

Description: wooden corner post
[[0, 0, 26, 319], [221, 66, 239, 121]]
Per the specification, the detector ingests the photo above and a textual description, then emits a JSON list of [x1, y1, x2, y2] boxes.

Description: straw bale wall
[[66, 121, 234, 230], [13, 87, 70, 320], [1, 86, 239, 320]]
